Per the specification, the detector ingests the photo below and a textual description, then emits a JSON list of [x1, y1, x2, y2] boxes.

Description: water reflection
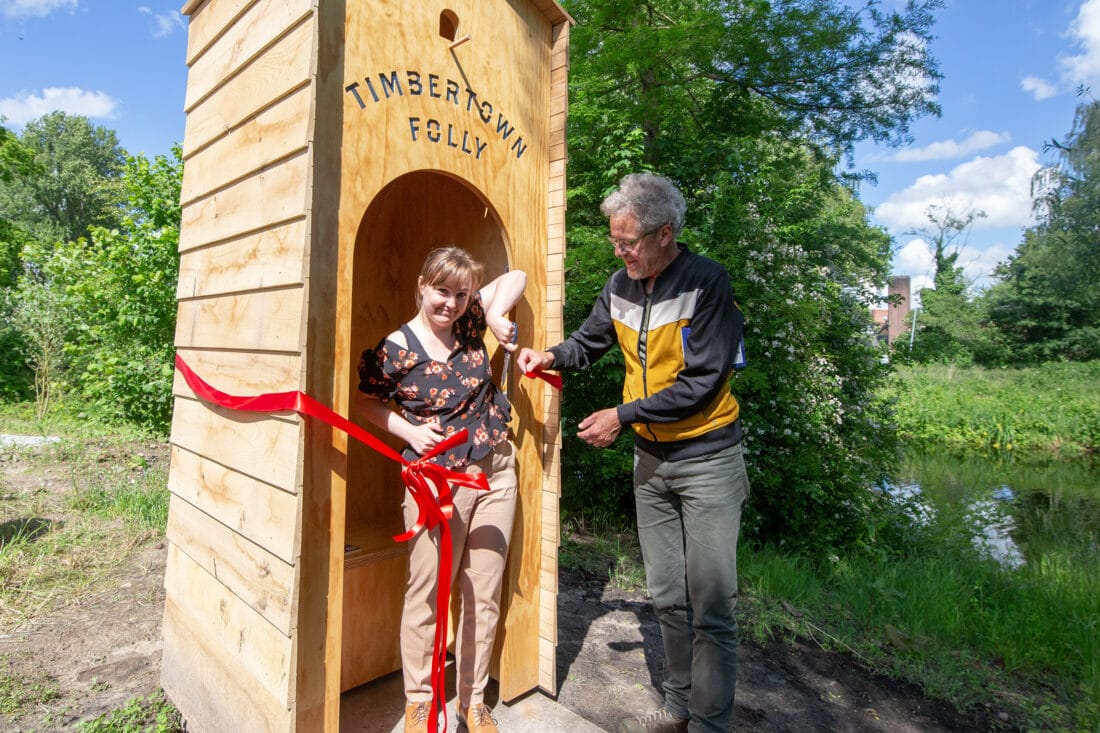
[[888, 449, 1100, 567]]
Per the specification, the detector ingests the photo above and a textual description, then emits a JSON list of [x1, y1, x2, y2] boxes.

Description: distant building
[[870, 276, 912, 348]]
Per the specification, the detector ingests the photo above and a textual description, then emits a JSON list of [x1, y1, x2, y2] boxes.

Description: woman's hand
[[487, 315, 518, 352], [480, 271, 526, 353], [405, 420, 446, 456]]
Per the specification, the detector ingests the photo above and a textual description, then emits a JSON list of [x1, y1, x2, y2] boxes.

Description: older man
[[518, 173, 750, 733]]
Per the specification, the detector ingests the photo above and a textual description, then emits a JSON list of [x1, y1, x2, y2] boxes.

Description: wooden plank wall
[[164, 1, 318, 731], [538, 18, 570, 695]]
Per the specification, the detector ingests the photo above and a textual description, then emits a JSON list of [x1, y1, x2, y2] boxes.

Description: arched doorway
[[340, 171, 511, 692]]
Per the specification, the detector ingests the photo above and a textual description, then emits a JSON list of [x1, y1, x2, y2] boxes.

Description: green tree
[[0, 124, 41, 399], [983, 99, 1100, 362], [18, 146, 182, 430], [904, 205, 1003, 365], [558, 0, 942, 552], [0, 111, 126, 248], [11, 279, 71, 418], [564, 0, 941, 195]]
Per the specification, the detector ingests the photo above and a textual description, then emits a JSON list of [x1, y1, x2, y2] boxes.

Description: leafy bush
[[13, 147, 181, 433]]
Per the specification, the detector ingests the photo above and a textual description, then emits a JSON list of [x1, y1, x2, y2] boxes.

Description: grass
[[0, 403, 174, 727], [559, 514, 647, 591], [77, 690, 182, 733], [0, 657, 60, 717], [738, 519, 1100, 731], [885, 361, 1100, 456], [0, 438, 169, 630], [560, 508, 1098, 731]]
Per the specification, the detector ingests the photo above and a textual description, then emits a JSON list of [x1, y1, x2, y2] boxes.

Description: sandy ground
[[0, 441, 999, 732]]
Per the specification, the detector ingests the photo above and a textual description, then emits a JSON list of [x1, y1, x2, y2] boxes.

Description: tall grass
[[740, 502, 1100, 730], [885, 362, 1100, 455]]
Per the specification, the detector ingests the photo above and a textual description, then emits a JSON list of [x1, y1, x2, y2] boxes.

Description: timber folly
[[162, 1, 572, 730]]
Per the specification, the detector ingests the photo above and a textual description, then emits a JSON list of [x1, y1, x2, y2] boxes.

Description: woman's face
[[418, 274, 473, 330]]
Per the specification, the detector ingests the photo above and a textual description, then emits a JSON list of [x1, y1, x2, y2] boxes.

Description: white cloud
[[958, 241, 1015, 290], [891, 130, 1011, 162], [138, 6, 184, 38], [0, 0, 76, 18], [1021, 75, 1058, 100], [872, 146, 1041, 232], [891, 237, 1013, 296], [1059, 0, 1100, 87], [0, 87, 119, 125]]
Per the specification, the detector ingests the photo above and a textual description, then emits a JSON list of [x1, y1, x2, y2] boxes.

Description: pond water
[[892, 448, 1100, 566]]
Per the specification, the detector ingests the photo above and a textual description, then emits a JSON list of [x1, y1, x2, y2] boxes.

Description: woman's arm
[[479, 270, 527, 351], [356, 393, 444, 456]]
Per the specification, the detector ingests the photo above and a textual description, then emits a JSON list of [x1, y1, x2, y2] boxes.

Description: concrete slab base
[[339, 664, 606, 732]]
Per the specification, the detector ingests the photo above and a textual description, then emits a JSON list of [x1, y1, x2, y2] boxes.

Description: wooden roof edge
[[182, 0, 574, 25], [533, 0, 576, 26]]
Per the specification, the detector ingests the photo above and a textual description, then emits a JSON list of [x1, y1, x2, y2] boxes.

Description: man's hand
[[517, 347, 554, 374], [577, 408, 622, 448]]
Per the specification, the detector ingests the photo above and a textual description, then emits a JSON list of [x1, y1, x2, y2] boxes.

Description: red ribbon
[[523, 369, 563, 390], [174, 354, 488, 731]]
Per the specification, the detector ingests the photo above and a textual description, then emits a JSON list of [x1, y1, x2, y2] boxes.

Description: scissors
[[501, 321, 517, 398]]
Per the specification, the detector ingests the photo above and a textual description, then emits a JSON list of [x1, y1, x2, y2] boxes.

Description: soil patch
[[555, 567, 996, 731], [1, 442, 1000, 731]]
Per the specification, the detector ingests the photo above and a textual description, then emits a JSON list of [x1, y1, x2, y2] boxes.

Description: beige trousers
[[401, 439, 517, 708]]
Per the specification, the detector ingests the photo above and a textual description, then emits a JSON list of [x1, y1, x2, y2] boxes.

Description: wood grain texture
[[169, 396, 303, 492], [182, 19, 313, 155], [162, 596, 292, 733], [179, 150, 311, 250], [164, 542, 294, 706], [180, 87, 312, 207], [185, 0, 313, 111], [168, 444, 299, 564], [166, 494, 296, 632]]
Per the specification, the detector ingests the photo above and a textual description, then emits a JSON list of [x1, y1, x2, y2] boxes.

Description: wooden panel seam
[[186, 11, 315, 114]]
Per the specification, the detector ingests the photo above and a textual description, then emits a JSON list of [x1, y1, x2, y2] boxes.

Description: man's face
[[608, 213, 671, 281]]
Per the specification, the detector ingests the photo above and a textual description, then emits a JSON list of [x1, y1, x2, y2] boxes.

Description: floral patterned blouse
[[357, 294, 511, 469]]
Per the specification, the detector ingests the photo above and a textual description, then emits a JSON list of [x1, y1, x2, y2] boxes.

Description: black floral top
[[357, 294, 511, 469]]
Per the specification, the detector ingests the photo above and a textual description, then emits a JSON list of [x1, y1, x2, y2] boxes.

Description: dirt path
[[1, 443, 996, 732], [555, 568, 993, 731]]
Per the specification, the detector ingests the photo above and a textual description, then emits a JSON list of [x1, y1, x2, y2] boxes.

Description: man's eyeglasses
[[607, 224, 664, 253]]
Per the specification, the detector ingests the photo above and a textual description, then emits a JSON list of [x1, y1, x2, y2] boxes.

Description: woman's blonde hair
[[416, 247, 486, 307]]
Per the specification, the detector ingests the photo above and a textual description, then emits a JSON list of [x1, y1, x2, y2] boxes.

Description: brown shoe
[[404, 701, 430, 733], [618, 707, 689, 733], [458, 702, 500, 732]]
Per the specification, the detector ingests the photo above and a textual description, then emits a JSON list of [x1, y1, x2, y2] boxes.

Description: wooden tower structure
[[163, 1, 571, 730]]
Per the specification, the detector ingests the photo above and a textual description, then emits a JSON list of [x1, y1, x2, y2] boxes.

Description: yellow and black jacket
[[549, 244, 744, 461]]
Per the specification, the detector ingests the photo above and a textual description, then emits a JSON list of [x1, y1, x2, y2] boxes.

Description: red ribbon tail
[[175, 354, 482, 724], [523, 369, 563, 391]]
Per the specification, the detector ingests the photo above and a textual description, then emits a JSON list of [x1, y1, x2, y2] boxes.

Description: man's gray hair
[[600, 173, 687, 236]]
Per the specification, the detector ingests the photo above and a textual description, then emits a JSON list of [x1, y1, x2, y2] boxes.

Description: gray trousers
[[634, 442, 750, 733]]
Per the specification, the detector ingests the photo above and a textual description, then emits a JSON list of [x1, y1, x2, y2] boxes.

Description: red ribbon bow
[[173, 355, 488, 731]]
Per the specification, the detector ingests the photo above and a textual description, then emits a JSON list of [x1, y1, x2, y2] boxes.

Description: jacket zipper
[[639, 292, 658, 441]]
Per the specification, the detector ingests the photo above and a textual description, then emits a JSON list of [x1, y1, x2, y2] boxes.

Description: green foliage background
[[0, 1, 1095, 556], [0, 114, 181, 431], [556, 0, 939, 553]]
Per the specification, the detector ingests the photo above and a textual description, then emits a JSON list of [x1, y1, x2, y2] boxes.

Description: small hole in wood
[[440, 10, 459, 41]]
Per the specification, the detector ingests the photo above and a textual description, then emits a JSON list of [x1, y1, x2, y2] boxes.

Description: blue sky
[[2, 1, 1099, 296]]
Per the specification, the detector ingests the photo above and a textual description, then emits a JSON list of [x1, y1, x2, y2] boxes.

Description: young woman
[[357, 247, 526, 733]]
